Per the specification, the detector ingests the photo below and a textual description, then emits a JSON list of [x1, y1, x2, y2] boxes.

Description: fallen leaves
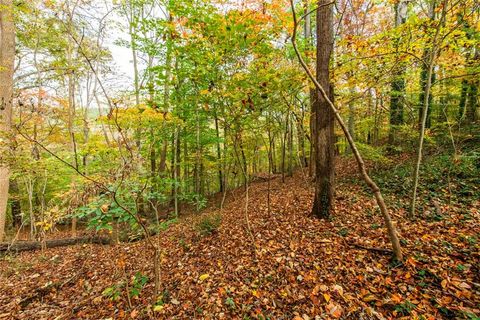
[[0, 169, 478, 319], [198, 273, 210, 282]]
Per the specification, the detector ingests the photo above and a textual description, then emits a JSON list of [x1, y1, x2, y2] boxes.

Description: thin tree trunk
[[214, 112, 224, 193], [172, 128, 179, 217], [281, 113, 288, 182], [458, 79, 469, 120], [304, 0, 316, 178], [410, 0, 447, 218], [418, 0, 438, 130], [288, 114, 294, 176], [347, 83, 355, 153]]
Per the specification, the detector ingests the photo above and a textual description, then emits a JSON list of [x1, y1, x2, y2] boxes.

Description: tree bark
[[0, 0, 14, 242], [418, 0, 438, 130], [388, 0, 408, 145], [290, 1, 403, 261], [10, 179, 21, 228], [311, 0, 335, 218], [214, 112, 224, 193], [0, 236, 111, 252]]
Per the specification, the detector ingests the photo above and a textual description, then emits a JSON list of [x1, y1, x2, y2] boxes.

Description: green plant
[[129, 272, 149, 298], [196, 214, 222, 236], [338, 228, 349, 237], [394, 300, 416, 316], [456, 264, 467, 272], [225, 297, 236, 310], [75, 188, 138, 232], [102, 284, 122, 301]]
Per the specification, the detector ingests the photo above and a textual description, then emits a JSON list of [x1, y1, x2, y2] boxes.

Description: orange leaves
[[325, 301, 343, 318], [391, 293, 403, 304]]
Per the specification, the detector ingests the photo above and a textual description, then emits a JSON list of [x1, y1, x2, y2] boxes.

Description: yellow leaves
[[199, 89, 210, 95], [44, 0, 56, 10], [198, 274, 210, 282], [362, 293, 377, 302], [153, 305, 164, 312], [441, 279, 448, 289], [252, 290, 260, 298], [323, 293, 331, 303]]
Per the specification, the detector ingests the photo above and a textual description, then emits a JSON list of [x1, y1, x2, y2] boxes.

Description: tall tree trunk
[[311, 0, 335, 218], [304, 0, 316, 178], [291, 1, 403, 261], [214, 112, 224, 193], [418, 0, 438, 130], [126, 2, 142, 149], [195, 107, 202, 210], [410, 0, 447, 218], [271, 131, 277, 173], [288, 114, 293, 176], [458, 79, 469, 120], [172, 128, 180, 217], [10, 179, 21, 228], [65, 8, 79, 237], [0, 0, 14, 242], [466, 81, 479, 122], [388, 0, 408, 145], [281, 113, 288, 182], [294, 109, 308, 167], [347, 77, 355, 153]]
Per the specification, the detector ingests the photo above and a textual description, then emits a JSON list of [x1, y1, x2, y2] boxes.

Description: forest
[[0, 0, 479, 319]]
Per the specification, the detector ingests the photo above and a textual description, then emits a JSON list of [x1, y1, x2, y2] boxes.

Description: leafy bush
[[74, 187, 138, 232], [196, 214, 222, 236]]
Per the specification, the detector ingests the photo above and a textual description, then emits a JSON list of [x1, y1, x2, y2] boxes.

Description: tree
[[388, 0, 408, 145], [0, 0, 15, 241], [410, 0, 448, 218], [418, 0, 438, 130], [291, 0, 403, 261], [311, 0, 335, 218]]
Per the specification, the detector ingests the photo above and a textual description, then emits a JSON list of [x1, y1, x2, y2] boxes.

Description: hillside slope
[[1, 166, 479, 319]]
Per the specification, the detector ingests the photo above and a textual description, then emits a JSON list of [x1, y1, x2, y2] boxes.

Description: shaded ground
[[1, 163, 479, 319]]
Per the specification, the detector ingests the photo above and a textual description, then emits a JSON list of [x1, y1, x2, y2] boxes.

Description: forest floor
[[1, 160, 479, 320]]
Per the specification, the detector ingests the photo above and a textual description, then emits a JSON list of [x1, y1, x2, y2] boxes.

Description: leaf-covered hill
[[1, 166, 478, 319]]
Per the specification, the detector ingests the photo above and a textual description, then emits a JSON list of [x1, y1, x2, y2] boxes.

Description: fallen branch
[[19, 256, 88, 308], [0, 236, 111, 252]]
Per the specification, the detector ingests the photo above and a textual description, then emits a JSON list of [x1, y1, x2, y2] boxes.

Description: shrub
[[196, 214, 222, 236]]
